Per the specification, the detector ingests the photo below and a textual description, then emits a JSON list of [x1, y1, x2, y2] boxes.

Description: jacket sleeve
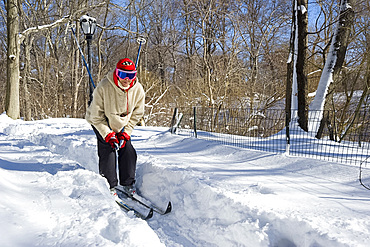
[[85, 85, 112, 139], [124, 84, 145, 136]]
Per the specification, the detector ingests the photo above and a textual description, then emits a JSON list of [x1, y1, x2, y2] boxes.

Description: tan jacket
[[85, 70, 145, 138]]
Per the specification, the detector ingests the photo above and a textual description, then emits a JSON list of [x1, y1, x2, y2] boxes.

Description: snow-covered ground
[[0, 113, 369, 247]]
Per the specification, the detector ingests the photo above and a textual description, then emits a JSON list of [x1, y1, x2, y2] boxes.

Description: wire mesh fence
[[288, 109, 370, 167], [159, 107, 369, 167], [172, 107, 287, 153]]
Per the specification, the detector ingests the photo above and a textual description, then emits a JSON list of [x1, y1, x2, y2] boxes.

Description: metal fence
[[163, 107, 369, 167], [288, 110, 369, 167]]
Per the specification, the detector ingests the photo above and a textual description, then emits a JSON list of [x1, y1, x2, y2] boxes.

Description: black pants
[[93, 126, 137, 188]]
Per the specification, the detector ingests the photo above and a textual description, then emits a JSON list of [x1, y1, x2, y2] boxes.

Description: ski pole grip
[[135, 37, 146, 67], [116, 127, 125, 150]]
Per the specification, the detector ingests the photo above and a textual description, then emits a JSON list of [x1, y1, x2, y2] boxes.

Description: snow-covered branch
[[18, 1, 108, 44], [19, 15, 71, 44], [307, 69, 322, 76]]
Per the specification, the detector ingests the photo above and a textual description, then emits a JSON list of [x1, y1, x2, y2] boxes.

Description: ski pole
[[115, 142, 120, 185], [70, 25, 96, 89], [117, 127, 125, 148], [114, 128, 125, 185], [135, 37, 146, 68]]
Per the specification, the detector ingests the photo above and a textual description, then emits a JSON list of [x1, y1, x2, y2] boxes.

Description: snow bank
[[0, 113, 164, 247], [133, 131, 370, 247], [1, 113, 370, 246]]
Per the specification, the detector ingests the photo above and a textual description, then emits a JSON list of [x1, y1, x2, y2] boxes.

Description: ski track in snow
[[0, 117, 163, 247], [0, 114, 369, 247]]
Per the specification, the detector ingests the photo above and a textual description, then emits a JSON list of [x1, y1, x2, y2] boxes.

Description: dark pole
[[193, 107, 197, 138], [86, 35, 93, 106], [80, 14, 96, 106], [135, 37, 146, 67]]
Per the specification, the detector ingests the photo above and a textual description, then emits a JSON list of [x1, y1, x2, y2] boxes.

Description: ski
[[132, 193, 172, 215], [116, 186, 172, 215], [115, 197, 153, 220]]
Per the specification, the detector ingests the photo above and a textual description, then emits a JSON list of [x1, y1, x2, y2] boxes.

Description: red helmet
[[116, 58, 136, 71]]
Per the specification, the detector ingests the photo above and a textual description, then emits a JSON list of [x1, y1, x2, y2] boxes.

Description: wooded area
[[1, 0, 369, 134]]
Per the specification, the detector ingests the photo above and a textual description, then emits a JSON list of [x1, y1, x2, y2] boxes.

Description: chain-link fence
[[158, 107, 369, 167]]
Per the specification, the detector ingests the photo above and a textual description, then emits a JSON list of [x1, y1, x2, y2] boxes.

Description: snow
[[0, 113, 370, 247], [298, 5, 307, 15], [291, 1, 299, 119], [308, 91, 316, 97]]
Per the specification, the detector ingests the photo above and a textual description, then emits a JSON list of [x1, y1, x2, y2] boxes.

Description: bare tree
[[2, 0, 365, 129], [235, 0, 290, 110], [309, 0, 355, 136], [296, 0, 308, 130], [286, 0, 308, 131], [5, 0, 20, 119]]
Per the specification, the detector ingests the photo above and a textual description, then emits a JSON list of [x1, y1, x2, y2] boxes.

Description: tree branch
[[19, 15, 71, 43]]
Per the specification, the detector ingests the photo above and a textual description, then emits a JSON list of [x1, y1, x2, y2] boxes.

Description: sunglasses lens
[[127, 73, 136, 79], [117, 70, 136, 80]]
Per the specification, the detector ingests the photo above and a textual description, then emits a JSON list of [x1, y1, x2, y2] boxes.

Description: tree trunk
[[309, 0, 355, 135], [296, 0, 308, 131], [290, 0, 298, 120], [6, 0, 20, 119], [286, 28, 293, 132], [202, 3, 214, 108], [72, 23, 81, 118]]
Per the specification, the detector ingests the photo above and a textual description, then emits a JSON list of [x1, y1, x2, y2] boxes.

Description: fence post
[[170, 108, 178, 134], [193, 107, 198, 138], [285, 110, 290, 155]]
